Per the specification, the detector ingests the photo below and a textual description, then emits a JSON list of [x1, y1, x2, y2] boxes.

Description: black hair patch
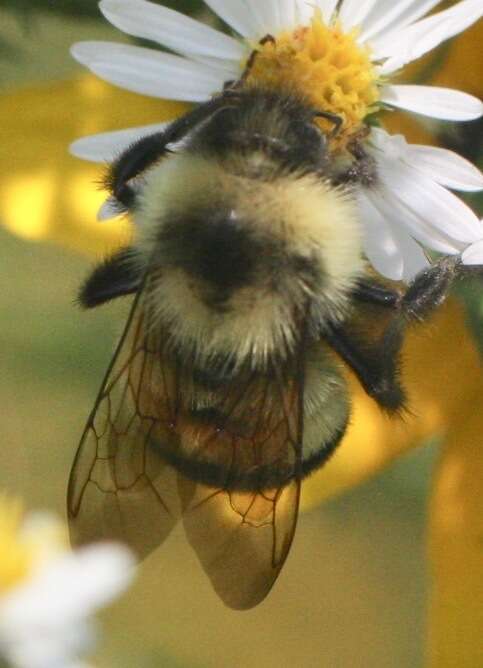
[[78, 247, 145, 309], [159, 209, 260, 295]]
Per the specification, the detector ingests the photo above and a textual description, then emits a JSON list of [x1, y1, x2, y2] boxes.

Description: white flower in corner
[[71, 0, 483, 281], [0, 498, 134, 668]]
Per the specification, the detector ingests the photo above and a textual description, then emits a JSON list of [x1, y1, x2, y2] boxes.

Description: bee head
[[190, 90, 330, 174]]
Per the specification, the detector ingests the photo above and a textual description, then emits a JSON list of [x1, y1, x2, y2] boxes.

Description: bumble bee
[[67, 73, 469, 610]]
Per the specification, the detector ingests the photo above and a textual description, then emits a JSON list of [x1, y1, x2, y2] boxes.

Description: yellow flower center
[[244, 11, 381, 149], [0, 496, 67, 593]]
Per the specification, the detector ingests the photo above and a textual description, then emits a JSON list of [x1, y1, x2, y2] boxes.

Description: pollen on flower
[[244, 10, 381, 149], [0, 496, 67, 593]]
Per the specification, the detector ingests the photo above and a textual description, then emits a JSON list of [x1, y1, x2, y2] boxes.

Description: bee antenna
[[312, 110, 343, 138]]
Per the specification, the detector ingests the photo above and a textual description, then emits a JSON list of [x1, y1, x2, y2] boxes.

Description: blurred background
[[0, 2, 482, 667]]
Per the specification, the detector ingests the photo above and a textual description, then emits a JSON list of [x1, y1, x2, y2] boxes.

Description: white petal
[[367, 124, 401, 152], [339, 0, 379, 31], [100, 0, 245, 62], [462, 238, 483, 265], [278, 0, 297, 28], [0, 544, 135, 627], [245, 0, 282, 34], [376, 160, 481, 250], [70, 122, 171, 162], [405, 145, 483, 192], [295, 0, 314, 24], [373, 0, 483, 71], [366, 185, 456, 256], [359, 191, 430, 281], [358, 0, 440, 43], [203, 0, 259, 38], [397, 231, 432, 282], [191, 54, 240, 77], [98, 197, 122, 221], [316, 0, 339, 23], [358, 193, 405, 280], [71, 42, 226, 102], [380, 85, 483, 121]]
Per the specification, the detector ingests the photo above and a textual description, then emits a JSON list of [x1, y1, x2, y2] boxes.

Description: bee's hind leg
[[400, 255, 466, 322]]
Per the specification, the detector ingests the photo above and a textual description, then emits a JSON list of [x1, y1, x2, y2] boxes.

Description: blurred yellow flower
[[0, 498, 32, 593], [0, 76, 188, 256], [0, 13, 482, 668]]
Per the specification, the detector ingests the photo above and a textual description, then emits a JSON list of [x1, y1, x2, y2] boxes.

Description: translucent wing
[[68, 276, 305, 608], [180, 481, 300, 610], [177, 361, 304, 609], [67, 289, 182, 558]]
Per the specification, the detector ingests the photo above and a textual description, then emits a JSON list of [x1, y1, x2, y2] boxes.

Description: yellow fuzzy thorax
[[245, 11, 380, 149]]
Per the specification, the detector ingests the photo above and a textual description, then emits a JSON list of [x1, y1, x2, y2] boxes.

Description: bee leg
[[237, 34, 276, 86], [79, 247, 144, 309], [326, 257, 475, 409], [351, 280, 401, 308], [333, 148, 378, 188], [400, 255, 464, 322], [107, 95, 244, 210], [324, 324, 405, 412]]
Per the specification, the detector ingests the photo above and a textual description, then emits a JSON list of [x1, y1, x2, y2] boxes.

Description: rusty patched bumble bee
[[67, 70, 471, 609]]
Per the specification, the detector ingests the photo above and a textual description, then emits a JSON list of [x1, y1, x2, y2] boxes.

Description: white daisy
[[0, 499, 134, 668], [70, 0, 483, 281]]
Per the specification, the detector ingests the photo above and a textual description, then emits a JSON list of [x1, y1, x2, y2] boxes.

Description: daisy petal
[[245, 0, 282, 34], [71, 42, 226, 102], [98, 197, 122, 221], [99, 0, 245, 62], [316, 0, 339, 23], [377, 161, 481, 249], [462, 239, 483, 266], [358, 193, 405, 280], [359, 0, 440, 43], [70, 122, 170, 162], [405, 145, 483, 193], [204, 0, 259, 38], [380, 85, 483, 121], [366, 186, 457, 256], [339, 0, 379, 32], [397, 231, 431, 283], [295, 0, 314, 24], [374, 0, 483, 71], [278, 0, 297, 28], [191, 54, 240, 77], [359, 192, 429, 281]]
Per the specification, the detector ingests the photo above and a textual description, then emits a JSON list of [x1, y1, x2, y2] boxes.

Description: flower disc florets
[[245, 11, 380, 148]]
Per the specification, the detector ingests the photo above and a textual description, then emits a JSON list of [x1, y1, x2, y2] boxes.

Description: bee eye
[[287, 121, 327, 168], [296, 121, 326, 147]]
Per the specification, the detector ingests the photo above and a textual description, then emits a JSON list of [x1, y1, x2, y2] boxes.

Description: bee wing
[[179, 479, 300, 610], [69, 277, 304, 608], [67, 289, 181, 558], [176, 366, 304, 610]]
